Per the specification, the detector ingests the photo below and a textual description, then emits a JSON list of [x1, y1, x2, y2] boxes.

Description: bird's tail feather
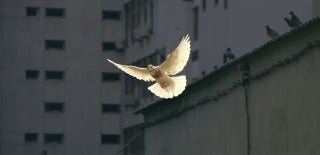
[[148, 75, 187, 99]]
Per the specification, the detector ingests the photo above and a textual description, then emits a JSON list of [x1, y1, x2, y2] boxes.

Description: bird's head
[[147, 64, 155, 71], [289, 11, 294, 15], [265, 25, 270, 29], [226, 48, 231, 53]]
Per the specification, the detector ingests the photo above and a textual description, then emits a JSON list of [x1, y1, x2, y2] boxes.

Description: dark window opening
[[101, 134, 120, 144], [45, 102, 64, 113], [25, 133, 38, 142], [102, 104, 120, 113], [143, 0, 148, 23], [45, 8, 65, 17], [191, 50, 199, 62], [102, 10, 121, 20], [45, 40, 65, 50], [215, 0, 219, 6], [202, 0, 206, 11], [26, 70, 39, 79], [224, 0, 228, 10], [45, 71, 64, 80], [102, 42, 116, 51], [44, 134, 64, 144], [193, 7, 199, 41], [26, 7, 39, 16], [102, 73, 120, 81]]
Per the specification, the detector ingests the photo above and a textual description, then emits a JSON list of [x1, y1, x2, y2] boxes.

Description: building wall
[[121, 1, 316, 154], [142, 20, 320, 155], [189, 0, 314, 79], [0, 0, 124, 155], [121, 0, 315, 108]]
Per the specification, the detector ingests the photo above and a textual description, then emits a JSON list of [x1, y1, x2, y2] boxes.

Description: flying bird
[[107, 35, 191, 99], [265, 25, 279, 38]]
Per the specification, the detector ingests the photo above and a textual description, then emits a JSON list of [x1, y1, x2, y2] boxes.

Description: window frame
[[102, 104, 120, 113], [192, 7, 199, 41], [102, 72, 120, 82], [26, 70, 39, 79], [25, 133, 38, 143], [102, 10, 121, 20], [45, 8, 65, 17], [101, 134, 120, 144], [45, 71, 65, 80], [26, 7, 40, 16], [45, 40, 65, 50], [45, 102, 65, 113], [191, 50, 199, 62], [44, 133, 64, 144], [102, 42, 116, 51]]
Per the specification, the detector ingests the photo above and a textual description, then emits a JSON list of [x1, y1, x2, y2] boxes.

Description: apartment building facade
[[1, 0, 319, 155], [0, 0, 124, 155]]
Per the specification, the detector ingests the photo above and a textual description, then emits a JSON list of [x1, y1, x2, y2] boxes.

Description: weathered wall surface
[[142, 20, 320, 155]]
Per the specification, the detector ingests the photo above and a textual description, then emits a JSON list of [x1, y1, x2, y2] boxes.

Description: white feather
[[148, 75, 186, 99]]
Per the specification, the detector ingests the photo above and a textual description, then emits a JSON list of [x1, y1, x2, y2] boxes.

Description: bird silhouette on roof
[[223, 48, 235, 64], [265, 25, 279, 38], [107, 35, 191, 99], [289, 11, 303, 28], [285, 11, 303, 29]]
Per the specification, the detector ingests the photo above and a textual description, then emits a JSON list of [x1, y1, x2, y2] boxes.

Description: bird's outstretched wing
[[107, 59, 155, 82], [159, 34, 191, 75]]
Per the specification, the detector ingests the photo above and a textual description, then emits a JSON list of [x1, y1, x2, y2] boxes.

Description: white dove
[[107, 34, 191, 99]]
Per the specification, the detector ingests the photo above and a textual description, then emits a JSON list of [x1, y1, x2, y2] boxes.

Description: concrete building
[[1, 0, 319, 155], [0, 0, 124, 155], [137, 17, 320, 155], [120, 0, 319, 154]]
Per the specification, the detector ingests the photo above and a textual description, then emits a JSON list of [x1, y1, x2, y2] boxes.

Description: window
[[102, 10, 121, 20], [192, 7, 199, 41], [102, 73, 120, 81], [45, 8, 65, 17], [45, 71, 64, 80], [102, 42, 116, 51], [214, 0, 219, 6], [149, 1, 154, 34], [191, 50, 199, 62], [102, 104, 120, 113], [224, 0, 228, 10], [45, 40, 65, 50], [45, 102, 64, 113], [26, 70, 39, 79], [202, 0, 206, 11], [25, 133, 38, 142], [143, 0, 148, 23], [44, 133, 64, 144], [26, 7, 39, 16], [101, 134, 120, 144]]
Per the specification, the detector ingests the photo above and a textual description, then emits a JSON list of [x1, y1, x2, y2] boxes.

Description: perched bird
[[284, 17, 294, 28], [107, 35, 191, 99], [285, 11, 303, 29], [265, 25, 279, 38], [223, 48, 235, 64], [289, 11, 302, 28]]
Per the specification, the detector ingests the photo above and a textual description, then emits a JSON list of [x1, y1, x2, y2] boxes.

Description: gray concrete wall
[[0, 0, 123, 155], [122, 0, 316, 131], [142, 20, 320, 155]]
